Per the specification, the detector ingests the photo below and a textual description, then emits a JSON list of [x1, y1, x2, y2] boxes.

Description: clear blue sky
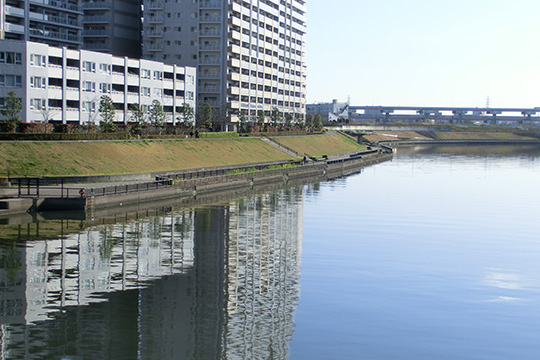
[[306, 0, 540, 108]]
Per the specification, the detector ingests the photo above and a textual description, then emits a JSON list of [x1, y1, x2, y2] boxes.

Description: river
[[0, 144, 539, 359]]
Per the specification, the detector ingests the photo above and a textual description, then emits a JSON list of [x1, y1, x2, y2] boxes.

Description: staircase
[[260, 136, 303, 158]]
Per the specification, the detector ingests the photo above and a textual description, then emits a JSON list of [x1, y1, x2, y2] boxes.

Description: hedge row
[[0, 132, 131, 141], [240, 130, 324, 137], [198, 132, 239, 138]]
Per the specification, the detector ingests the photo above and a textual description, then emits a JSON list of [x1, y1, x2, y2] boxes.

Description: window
[[82, 101, 95, 112], [30, 54, 46, 67], [154, 88, 163, 97], [0, 75, 22, 87], [30, 98, 46, 110], [99, 63, 111, 74], [30, 76, 46, 89], [0, 52, 22, 64], [82, 81, 96, 92], [82, 61, 96, 72], [186, 75, 195, 85], [153, 71, 163, 80], [99, 82, 111, 93], [186, 91, 194, 100], [141, 69, 151, 79], [141, 87, 151, 96]]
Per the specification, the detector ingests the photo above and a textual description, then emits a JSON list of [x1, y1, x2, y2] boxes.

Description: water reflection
[[0, 188, 304, 359]]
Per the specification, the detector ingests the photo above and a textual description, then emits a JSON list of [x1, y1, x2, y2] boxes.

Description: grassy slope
[[272, 134, 365, 157], [0, 138, 296, 176]]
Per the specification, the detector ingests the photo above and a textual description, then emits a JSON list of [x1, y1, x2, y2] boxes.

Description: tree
[[129, 103, 145, 135], [285, 113, 293, 127], [305, 114, 314, 127], [314, 113, 323, 129], [294, 113, 304, 126], [238, 110, 248, 133], [271, 107, 281, 126], [177, 103, 194, 125], [149, 99, 165, 129], [99, 95, 116, 132], [198, 102, 212, 130], [256, 110, 265, 125], [0, 91, 21, 132]]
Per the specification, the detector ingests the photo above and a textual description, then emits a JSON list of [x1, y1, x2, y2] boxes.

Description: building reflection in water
[[0, 187, 303, 359]]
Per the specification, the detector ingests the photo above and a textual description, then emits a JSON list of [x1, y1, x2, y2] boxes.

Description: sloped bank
[[45, 150, 393, 213]]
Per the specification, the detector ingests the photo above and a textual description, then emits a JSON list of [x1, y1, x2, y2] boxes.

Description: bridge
[[348, 106, 540, 124]]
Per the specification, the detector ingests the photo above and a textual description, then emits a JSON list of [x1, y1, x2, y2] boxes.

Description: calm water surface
[[0, 145, 539, 359]]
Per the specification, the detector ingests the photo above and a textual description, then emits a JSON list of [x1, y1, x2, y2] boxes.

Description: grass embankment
[[272, 134, 365, 158], [363, 130, 537, 143], [433, 132, 537, 140], [0, 138, 296, 177]]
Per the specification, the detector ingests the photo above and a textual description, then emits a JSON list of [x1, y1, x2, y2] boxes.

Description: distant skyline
[[306, 0, 540, 108]]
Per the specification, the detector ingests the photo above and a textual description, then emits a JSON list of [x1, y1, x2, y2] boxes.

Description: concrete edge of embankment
[[0, 149, 393, 218], [377, 139, 540, 147]]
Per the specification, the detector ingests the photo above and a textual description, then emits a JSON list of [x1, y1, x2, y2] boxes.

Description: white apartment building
[[0, 39, 196, 124], [143, 0, 307, 130]]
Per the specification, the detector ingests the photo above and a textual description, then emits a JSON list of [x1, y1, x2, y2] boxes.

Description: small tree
[[256, 110, 265, 125], [178, 103, 194, 125], [0, 91, 21, 132], [238, 110, 248, 133], [129, 103, 145, 135], [149, 99, 165, 129], [285, 114, 293, 127], [305, 114, 314, 128], [314, 113, 323, 129], [99, 95, 116, 132], [271, 107, 281, 126], [198, 102, 212, 129]]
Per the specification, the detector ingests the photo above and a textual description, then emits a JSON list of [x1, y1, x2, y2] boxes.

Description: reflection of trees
[[0, 244, 22, 282]]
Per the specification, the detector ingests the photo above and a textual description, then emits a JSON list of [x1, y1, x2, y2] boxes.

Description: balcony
[[199, 72, 220, 79], [199, 29, 220, 37], [83, 29, 110, 37], [29, 28, 82, 43], [146, 29, 164, 38], [199, 43, 220, 51], [199, 57, 221, 65], [200, 1, 221, 9], [200, 15, 221, 23], [148, 15, 164, 24], [29, 0, 81, 13], [30, 12, 81, 28], [5, 6, 25, 17], [146, 43, 164, 52], [4, 23, 25, 34], [146, 1, 164, 10], [83, 15, 111, 23], [82, 1, 110, 10]]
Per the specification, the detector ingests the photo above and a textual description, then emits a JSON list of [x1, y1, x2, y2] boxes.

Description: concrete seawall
[[1, 151, 393, 217]]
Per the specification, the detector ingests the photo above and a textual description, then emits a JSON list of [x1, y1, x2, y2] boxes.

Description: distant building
[[0, 0, 83, 49], [0, 39, 196, 125], [306, 99, 349, 122], [81, 0, 142, 58], [142, 0, 307, 130]]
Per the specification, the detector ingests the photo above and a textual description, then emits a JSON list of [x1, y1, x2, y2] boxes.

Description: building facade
[[81, 0, 142, 59], [306, 99, 349, 122], [143, 0, 307, 130], [0, 39, 196, 125], [0, 0, 83, 48]]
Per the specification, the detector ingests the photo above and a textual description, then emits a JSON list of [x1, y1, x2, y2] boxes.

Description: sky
[[305, 0, 540, 108]]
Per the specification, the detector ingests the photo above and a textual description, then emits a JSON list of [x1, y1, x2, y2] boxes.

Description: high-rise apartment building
[[143, 0, 307, 130], [0, 0, 83, 48], [0, 0, 142, 57], [81, 0, 142, 58]]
